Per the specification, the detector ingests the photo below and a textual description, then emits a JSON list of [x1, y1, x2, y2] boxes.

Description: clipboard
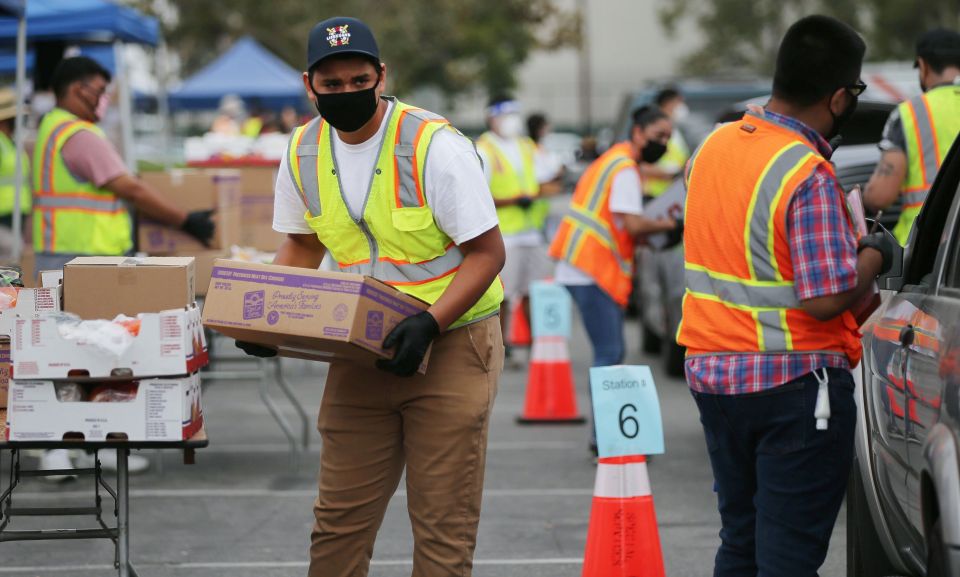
[[846, 185, 881, 325]]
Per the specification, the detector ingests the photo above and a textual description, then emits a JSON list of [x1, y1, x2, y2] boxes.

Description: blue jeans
[[565, 283, 624, 445], [691, 369, 856, 577]]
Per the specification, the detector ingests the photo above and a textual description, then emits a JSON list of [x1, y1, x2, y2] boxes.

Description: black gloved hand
[[236, 340, 277, 358], [375, 311, 440, 377], [663, 219, 684, 249], [182, 209, 216, 246], [515, 196, 533, 209], [858, 232, 894, 275]]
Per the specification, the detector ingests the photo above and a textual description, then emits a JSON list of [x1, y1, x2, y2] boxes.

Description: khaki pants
[[309, 315, 504, 577]]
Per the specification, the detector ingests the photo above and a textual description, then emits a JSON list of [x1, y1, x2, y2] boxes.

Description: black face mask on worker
[[641, 141, 668, 164], [826, 90, 858, 144], [311, 77, 380, 132]]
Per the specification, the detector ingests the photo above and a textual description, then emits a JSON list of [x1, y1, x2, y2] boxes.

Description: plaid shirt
[[685, 110, 859, 395]]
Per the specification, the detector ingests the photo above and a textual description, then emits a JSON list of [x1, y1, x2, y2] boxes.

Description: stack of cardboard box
[[4, 257, 207, 442]]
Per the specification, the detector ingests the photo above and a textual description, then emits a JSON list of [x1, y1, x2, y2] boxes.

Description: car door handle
[[899, 325, 915, 347]]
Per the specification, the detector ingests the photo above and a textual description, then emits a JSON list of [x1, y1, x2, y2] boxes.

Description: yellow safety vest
[[287, 98, 503, 328], [32, 107, 132, 255], [476, 132, 547, 235], [0, 130, 30, 216], [895, 84, 960, 245], [644, 132, 689, 198]]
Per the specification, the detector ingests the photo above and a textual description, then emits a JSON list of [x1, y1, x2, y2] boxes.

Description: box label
[[243, 290, 265, 320], [365, 311, 384, 341], [212, 266, 363, 294]]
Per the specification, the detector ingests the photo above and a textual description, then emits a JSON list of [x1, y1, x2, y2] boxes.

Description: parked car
[[848, 134, 960, 577]]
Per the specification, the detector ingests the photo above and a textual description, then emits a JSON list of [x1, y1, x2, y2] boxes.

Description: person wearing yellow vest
[[236, 17, 505, 577], [0, 88, 30, 258], [641, 87, 690, 199], [33, 57, 215, 274], [864, 29, 960, 246], [549, 105, 677, 453], [678, 17, 895, 575], [477, 97, 553, 345]]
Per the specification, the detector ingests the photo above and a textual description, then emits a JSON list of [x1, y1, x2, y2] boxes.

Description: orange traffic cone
[[582, 455, 665, 577], [508, 299, 532, 347], [517, 334, 585, 423]]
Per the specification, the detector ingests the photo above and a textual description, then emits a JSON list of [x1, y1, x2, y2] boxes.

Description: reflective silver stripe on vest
[[586, 157, 633, 213], [747, 143, 814, 281], [903, 189, 929, 207], [338, 242, 463, 283], [294, 118, 323, 216], [684, 267, 798, 309], [395, 108, 446, 208], [756, 310, 788, 351], [566, 209, 630, 273], [33, 194, 124, 212], [908, 95, 939, 185]]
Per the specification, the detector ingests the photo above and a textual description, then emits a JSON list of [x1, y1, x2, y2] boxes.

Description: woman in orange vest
[[549, 106, 677, 451]]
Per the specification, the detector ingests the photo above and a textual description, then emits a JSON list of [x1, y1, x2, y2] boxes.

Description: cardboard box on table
[[137, 169, 242, 254], [11, 304, 208, 380], [6, 373, 203, 442], [201, 260, 432, 373], [0, 287, 63, 408], [63, 256, 195, 320]]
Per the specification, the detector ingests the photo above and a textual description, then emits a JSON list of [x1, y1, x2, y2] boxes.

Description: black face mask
[[312, 78, 380, 132], [641, 140, 668, 163], [827, 91, 858, 144]]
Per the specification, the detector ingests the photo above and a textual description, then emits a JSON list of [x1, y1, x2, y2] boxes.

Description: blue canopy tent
[[169, 37, 307, 111], [0, 0, 160, 261]]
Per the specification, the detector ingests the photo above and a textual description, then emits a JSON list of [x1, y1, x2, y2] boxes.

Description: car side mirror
[[877, 225, 904, 291]]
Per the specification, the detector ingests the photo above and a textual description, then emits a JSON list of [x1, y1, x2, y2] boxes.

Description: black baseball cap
[[915, 28, 960, 67], [307, 17, 380, 72]]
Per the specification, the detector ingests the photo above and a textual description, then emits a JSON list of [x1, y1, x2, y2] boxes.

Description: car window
[[943, 180, 960, 291], [904, 137, 960, 290]]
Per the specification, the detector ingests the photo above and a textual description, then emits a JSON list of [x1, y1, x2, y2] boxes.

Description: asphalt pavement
[[0, 314, 846, 576]]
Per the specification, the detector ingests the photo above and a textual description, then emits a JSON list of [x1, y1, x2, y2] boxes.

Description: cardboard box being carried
[[236, 166, 284, 252], [64, 256, 195, 320], [202, 260, 431, 373], [6, 373, 203, 442], [191, 250, 231, 297], [138, 169, 242, 254], [12, 305, 208, 380]]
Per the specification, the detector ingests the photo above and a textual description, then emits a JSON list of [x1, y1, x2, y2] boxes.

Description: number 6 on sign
[[590, 365, 664, 458]]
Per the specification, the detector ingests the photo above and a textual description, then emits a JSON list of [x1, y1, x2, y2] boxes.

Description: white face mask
[[496, 113, 524, 139], [672, 102, 690, 123]]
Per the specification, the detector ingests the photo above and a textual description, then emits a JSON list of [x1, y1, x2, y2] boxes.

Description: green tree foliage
[[658, 0, 959, 76], [131, 0, 578, 98]]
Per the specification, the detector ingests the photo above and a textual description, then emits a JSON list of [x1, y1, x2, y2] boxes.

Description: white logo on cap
[[326, 25, 351, 47]]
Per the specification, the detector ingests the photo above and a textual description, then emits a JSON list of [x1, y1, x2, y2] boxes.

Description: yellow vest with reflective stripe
[[288, 98, 503, 328], [895, 84, 960, 245], [0, 130, 30, 216], [32, 108, 131, 255], [644, 132, 689, 198], [476, 132, 546, 235]]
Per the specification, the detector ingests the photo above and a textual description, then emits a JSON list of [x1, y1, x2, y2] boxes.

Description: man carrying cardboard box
[[236, 16, 505, 577], [32, 57, 216, 273]]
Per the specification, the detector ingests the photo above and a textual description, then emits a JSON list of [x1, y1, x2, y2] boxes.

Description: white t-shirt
[[477, 132, 544, 248], [273, 105, 498, 247], [554, 167, 644, 286]]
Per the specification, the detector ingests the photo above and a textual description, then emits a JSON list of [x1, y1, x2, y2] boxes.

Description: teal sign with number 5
[[589, 365, 664, 458], [530, 280, 571, 338]]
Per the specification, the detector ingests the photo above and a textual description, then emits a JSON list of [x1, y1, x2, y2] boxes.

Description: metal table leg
[[258, 359, 301, 471], [116, 448, 140, 577], [272, 358, 311, 449]]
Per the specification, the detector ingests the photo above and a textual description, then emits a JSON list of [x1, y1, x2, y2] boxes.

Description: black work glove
[[376, 311, 440, 377], [664, 219, 684, 249], [236, 340, 277, 358], [182, 209, 216, 246], [515, 196, 533, 209], [858, 232, 894, 275]]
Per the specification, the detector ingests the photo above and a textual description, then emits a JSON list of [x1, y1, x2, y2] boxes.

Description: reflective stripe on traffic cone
[[582, 455, 665, 577], [508, 299, 532, 347], [517, 334, 585, 423]]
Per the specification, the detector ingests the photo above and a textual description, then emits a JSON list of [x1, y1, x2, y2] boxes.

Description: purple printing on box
[[212, 266, 363, 294]]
